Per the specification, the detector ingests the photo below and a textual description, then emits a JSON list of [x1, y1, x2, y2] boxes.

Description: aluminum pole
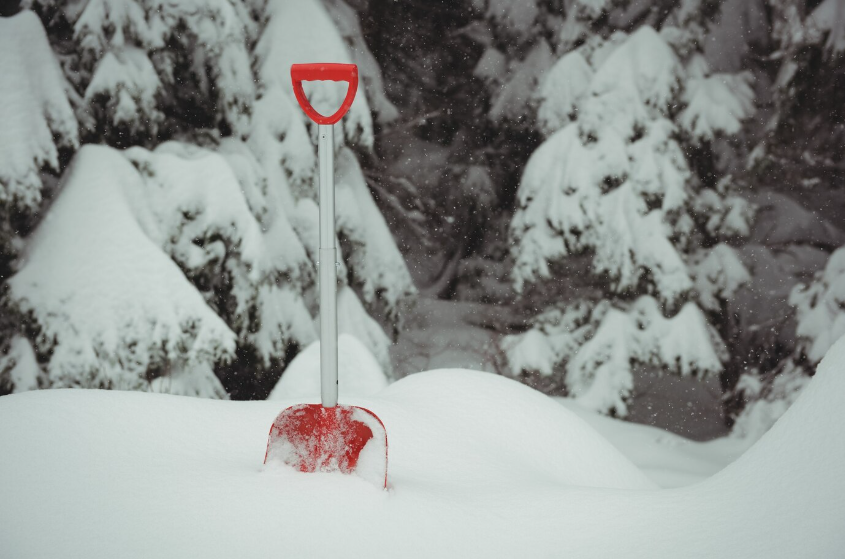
[[318, 123, 338, 408]]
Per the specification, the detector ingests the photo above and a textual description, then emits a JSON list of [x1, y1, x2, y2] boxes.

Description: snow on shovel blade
[[265, 404, 388, 488]]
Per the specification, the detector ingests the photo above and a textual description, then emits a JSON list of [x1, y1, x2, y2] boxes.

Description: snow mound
[[2, 342, 845, 556], [268, 333, 387, 400]]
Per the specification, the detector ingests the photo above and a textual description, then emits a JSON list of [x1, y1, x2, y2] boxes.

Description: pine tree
[[0, 0, 414, 398], [501, 7, 756, 415]]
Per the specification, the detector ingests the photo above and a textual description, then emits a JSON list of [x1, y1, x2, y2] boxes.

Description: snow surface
[[267, 333, 387, 400], [558, 399, 749, 488], [2, 335, 845, 557]]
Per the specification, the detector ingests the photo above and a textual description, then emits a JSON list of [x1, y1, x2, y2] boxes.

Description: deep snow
[[268, 333, 387, 400], [2, 337, 845, 557]]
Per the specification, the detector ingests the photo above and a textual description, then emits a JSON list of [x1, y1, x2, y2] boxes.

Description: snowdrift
[[267, 333, 387, 400], [2, 339, 845, 557]]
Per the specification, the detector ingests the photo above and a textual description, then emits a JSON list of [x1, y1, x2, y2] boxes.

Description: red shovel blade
[[265, 404, 388, 488]]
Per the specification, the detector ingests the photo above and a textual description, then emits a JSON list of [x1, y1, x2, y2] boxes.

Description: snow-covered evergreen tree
[[0, 1, 414, 398], [502, 10, 755, 415]]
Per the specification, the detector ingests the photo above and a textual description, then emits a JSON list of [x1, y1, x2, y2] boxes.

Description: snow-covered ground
[[560, 400, 749, 488], [2, 336, 844, 557]]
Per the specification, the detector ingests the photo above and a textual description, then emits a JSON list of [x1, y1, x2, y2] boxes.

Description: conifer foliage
[[502, 6, 756, 415], [0, 0, 414, 398]]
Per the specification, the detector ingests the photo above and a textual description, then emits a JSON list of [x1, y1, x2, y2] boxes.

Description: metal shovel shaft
[[318, 123, 338, 408]]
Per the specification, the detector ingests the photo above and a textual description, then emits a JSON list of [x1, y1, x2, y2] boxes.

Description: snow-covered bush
[[504, 20, 755, 415], [8, 145, 237, 395], [0, 1, 414, 398], [733, 246, 845, 439]]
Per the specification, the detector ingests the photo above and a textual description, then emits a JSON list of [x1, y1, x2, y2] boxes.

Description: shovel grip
[[291, 63, 359, 125]]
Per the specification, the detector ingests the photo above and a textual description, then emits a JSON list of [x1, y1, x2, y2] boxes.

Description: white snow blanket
[[267, 333, 388, 400], [2, 337, 845, 557]]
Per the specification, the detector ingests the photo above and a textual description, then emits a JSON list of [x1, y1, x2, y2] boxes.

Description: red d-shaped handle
[[291, 63, 359, 125]]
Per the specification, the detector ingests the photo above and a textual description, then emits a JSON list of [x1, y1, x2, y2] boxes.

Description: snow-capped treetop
[[0, 11, 78, 213], [4, 0, 412, 400], [589, 26, 681, 121], [125, 141, 318, 368], [513, 33, 694, 303]]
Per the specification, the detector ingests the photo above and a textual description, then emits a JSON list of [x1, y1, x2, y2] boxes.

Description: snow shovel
[[264, 63, 388, 488]]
